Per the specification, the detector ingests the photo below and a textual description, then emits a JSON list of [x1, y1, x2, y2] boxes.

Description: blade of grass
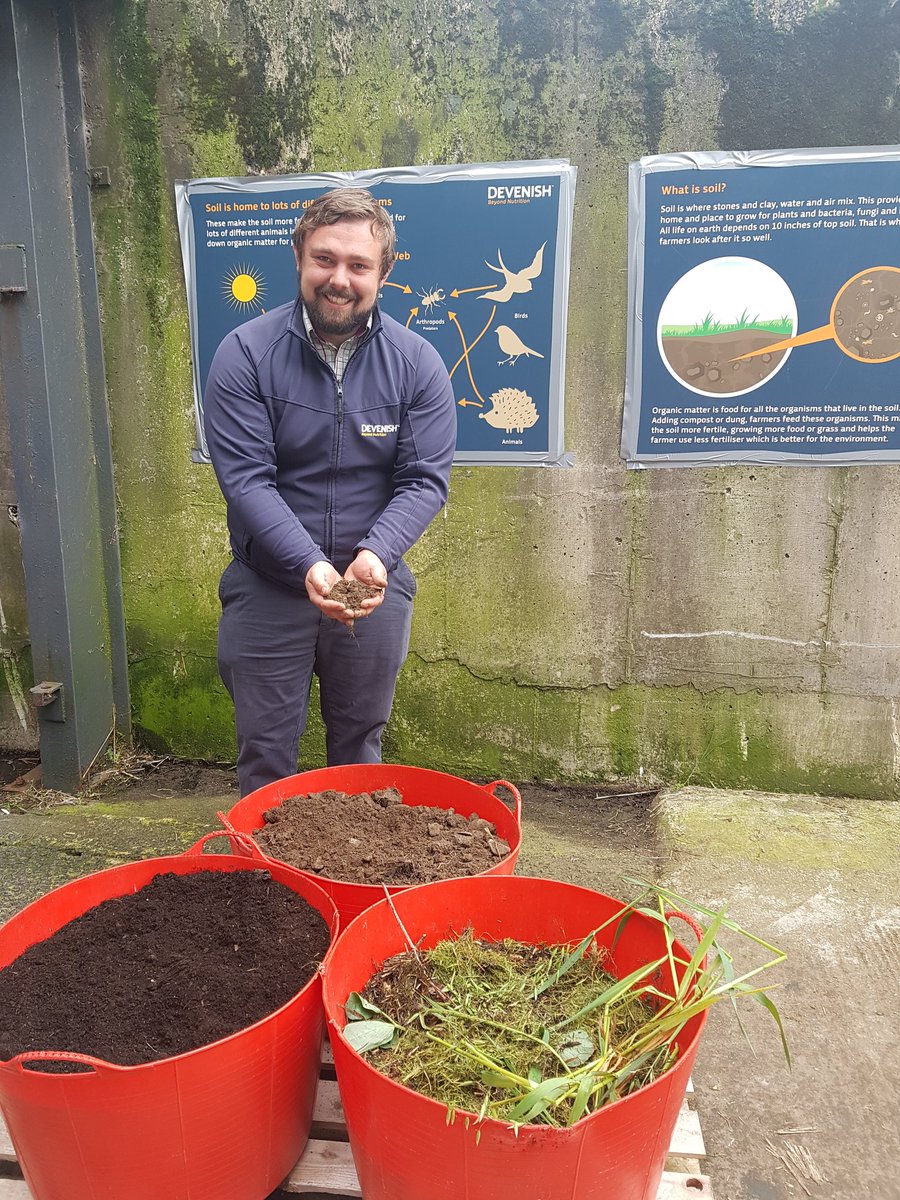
[[675, 905, 726, 1002], [550, 954, 668, 1031], [508, 1075, 572, 1123], [568, 1069, 600, 1125], [532, 928, 596, 997], [623, 879, 786, 958]]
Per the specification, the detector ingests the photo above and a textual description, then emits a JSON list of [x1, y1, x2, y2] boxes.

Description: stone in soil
[[0, 871, 331, 1067], [255, 787, 510, 885]]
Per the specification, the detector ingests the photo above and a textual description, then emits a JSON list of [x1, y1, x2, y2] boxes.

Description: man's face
[[296, 219, 388, 344]]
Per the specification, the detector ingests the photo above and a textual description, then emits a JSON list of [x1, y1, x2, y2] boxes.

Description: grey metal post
[[0, 0, 130, 789]]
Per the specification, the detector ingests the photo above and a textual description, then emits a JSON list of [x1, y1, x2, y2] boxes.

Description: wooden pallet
[[0, 1047, 714, 1198]]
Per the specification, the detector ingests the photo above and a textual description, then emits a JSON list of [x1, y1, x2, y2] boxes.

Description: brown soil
[[662, 330, 787, 393], [833, 267, 900, 360], [329, 579, 383, 610], [0, 871, 330, 1067], [255, 788, 510, 885]]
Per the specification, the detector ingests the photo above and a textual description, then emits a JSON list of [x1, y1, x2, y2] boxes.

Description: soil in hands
[[255, 788, 510, 885], [0, 871, 331, 1067], [329, 579, 383, 611]]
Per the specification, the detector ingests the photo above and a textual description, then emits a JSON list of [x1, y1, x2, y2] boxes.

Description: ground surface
[[1, 757, 898, 1199]]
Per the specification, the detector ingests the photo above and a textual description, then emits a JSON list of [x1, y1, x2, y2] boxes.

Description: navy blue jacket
[[204, 300, 456, 590]]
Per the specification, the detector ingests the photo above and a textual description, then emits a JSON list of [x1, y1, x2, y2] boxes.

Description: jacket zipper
[[302, 316, 376, 563], [329, 377, 344, 559]]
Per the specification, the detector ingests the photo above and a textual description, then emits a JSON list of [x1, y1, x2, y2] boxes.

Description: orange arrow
[[458, 397, 483, 408], [450, 285, 494, 297], [383, 282, 412, 293], [449, 305, 496, 380], [448, 312, 485, 404], [732, 324, 832, 362], [406, 307, 418, 327]]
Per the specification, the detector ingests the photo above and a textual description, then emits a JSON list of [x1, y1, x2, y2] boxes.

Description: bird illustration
[[480, 242, 546, 303], [495, 325, 544, 366]]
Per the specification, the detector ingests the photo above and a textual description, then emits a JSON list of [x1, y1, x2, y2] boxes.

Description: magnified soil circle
[[661, 331, 788, 395], [832, 267, 900, 362]]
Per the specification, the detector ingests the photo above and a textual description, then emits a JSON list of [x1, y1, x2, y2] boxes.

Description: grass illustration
[[661, 310, 794, 338]]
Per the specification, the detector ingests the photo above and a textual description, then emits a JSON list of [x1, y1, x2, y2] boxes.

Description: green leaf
[[508, 1075, 571, 1123], [622, 878, 787, 959], [610, 908, 633, 953], [558, 1030, 594, 1068], [676, 906, 726, 1002], [345, 992, 384, 1021], [614, 1044, 672, 1087], [746, 988, 792, 1068], [527, 1064, 543, 1085], [480, 1070, 524, 1092], [550, 954, 668, 1031], [532, 929, 595, 997], [568, 1068, 603, 1125], [342, 1019, 397, 1054]]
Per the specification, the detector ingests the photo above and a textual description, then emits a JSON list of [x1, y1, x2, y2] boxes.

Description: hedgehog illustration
[[478, 387, 540, 433]]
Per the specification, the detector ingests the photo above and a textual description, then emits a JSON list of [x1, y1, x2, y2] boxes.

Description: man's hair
[[292, 188, 396, 278]]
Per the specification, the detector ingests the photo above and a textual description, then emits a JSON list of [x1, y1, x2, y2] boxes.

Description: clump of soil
[[329, 579, 383, 611], [255, 788, 510, 885], [0, 871, 331, 1067]]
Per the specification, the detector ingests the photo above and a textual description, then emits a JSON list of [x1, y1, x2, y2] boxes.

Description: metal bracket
[[0, 244, 27, 293], [29, 681, 64, 720]]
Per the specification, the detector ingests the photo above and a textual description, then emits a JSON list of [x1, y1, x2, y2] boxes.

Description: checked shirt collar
[[302, 305, 372, 383]]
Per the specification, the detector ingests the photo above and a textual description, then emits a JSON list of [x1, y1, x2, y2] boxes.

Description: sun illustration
[[223, 264, 266, 312]]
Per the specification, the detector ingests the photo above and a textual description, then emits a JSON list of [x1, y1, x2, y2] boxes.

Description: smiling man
[[204, 188, 456, 795]]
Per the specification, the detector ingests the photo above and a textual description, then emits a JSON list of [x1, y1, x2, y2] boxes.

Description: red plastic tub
[[221, 763, 522, 924], [0, 831, 339, 1200], [321, 875, 707, 1200]]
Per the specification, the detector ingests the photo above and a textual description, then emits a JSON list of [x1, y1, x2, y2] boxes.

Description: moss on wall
[[0, 646, 36, 751], [702, 0, 900, 149], [0, 520, 37, 748], [80, 0, 900, 798]]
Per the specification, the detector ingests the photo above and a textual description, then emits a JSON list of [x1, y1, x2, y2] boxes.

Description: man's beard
[[304, 285, 373, 339]]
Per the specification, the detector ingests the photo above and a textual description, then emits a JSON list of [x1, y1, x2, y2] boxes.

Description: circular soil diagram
[[832, 267, 900, 362], [658, 258, 798, 397]]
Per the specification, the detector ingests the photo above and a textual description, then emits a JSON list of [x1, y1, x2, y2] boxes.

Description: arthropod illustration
[[418, 285, 445, 313]]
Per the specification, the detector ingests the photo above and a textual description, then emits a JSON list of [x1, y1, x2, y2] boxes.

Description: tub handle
[[664, 908, 708, 971], [185, 828, 262, 858], [664, 909, 704, 943], [483, 780, 522, 826], [215, 810, 259, 858], [9, 1050, 123, 1075]]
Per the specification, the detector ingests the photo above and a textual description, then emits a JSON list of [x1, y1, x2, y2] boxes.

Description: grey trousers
[[217, 557, 415, 796]]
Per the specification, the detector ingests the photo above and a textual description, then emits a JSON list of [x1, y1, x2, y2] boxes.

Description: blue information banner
[[176, 162, 576, 466], [623, 147, 900, 467]]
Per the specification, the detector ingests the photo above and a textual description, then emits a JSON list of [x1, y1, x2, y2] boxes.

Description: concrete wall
[[67, 0, 900, 797], [0, 378, 37, 750]]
